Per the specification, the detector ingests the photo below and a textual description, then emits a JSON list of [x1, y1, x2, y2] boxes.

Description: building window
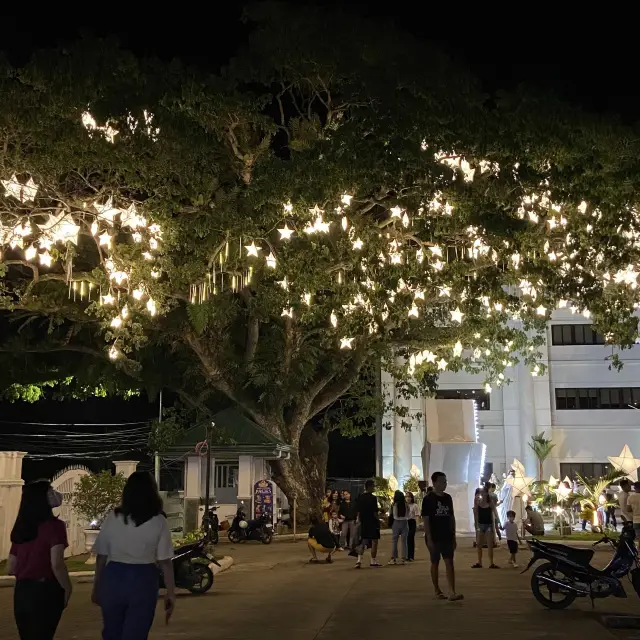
[[215, 463, 238, 489], [559, 462, 613, 480], [551, 324, 605, 345], [555, 387, 640, 410], [435, 389, 490, 410]]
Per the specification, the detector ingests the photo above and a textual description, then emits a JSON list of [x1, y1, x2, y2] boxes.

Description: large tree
[[3, 5, 640, 516]]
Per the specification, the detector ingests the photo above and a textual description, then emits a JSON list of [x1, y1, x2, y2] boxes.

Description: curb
[[0, 556, 234, 588]]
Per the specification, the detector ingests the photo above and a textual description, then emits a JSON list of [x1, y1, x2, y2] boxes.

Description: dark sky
[[0, 2, 636, 480]]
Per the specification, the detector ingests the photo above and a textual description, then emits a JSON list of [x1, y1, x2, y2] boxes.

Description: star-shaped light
[[277, 276, 289, 290], [390, 206, 403, 218], [536, 305, 547, 316], [39, 251, 52, 267], [38, 213, 80, 246], [437, 358, 448, 371], [453, 341, 463, 357], [283, 201, 293, 214], [340, 337, 355, 349], [505, 460, 534, 497], [110, 317, 122, 328], [1, 174, 22, 200], [102, 294, 115, 305], [309, 204, 324, 216], [146, 298, 157, 316], [278, 223, 294, 240], [408, 305, 419, 318], [281, 308, 293, 318], [99, 232, 112, 248], [548, 475, 559, 488], [450, 307, 464, 323], [120, 203, 143, 230], [423, 350, 437, 363], [21, 177, 38, 202], [608, 445, 640, 481], [352, 238, 363, 250], [108, 346, 120, 360], [94, 197, 120, 226], [266, 253, 277, 269], [24, 245, 37, 261], [341, 194, 353, 206], [439, 286, 451, 297], [245, 241, 259, 257]]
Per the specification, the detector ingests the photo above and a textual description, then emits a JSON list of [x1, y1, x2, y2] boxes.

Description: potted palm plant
[[71, 470, 126, 558], [528, 432, 555, 481]]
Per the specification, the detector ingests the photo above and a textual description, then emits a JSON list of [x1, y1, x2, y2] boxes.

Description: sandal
[[435, 591, 447, 600], [471, 563, 482, 568], [489, 564, 500, 569], [449, 593, 464, 602]]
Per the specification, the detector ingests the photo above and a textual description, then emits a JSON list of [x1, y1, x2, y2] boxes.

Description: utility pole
[[154, 390, 163, 487], [203, 422, 214, 515]]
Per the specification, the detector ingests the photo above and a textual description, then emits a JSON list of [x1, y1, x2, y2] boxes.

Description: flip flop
[[449, 593, 464, 602], [435, 592, 447, 600], [471, 563, 482, 568]]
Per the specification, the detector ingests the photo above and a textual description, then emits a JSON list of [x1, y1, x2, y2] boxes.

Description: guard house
[[167, 408, 292, 533]]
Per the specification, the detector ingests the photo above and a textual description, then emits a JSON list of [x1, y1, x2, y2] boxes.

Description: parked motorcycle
[[227, 508, 273, 544], [524, 520, 640, 609], [201, 504, 220, 545], [159, 536, 220, 594]]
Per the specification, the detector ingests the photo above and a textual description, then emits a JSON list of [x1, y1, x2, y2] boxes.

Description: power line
[[0, 420, 150, 426]]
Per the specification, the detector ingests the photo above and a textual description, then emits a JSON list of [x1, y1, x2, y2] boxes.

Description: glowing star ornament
[[245, 241, 259, 257], [24, 245, 37, 261], [93, 197, 120, 225], [120, 203, 143, 230], [548, 475, 559, 488], [309, 204, 324, 217], [146, 298, 157, 316], [38, 213, 80, 246], [277, 276, 289, 291], [99, 232, 112, 248], [453, 341, 463, 357], [108, 346, 120, 360], [341, 194, 353, 206], [110, 317, 122, 328], [608, 445, 640, 481], [390, 206, 403, 218], [408, 305, 419, 318], [102, 294, 115, 305], [450, 307, 464, 323], [1, 174, 22, 200], [281, 308, 293, 318], [340, 337, 355, 349], [266, 253, 277, 269], [437, 358, 448, 371], [352, 238, 363, 250], [283, 201, 293, 214], [278, 223, 294, 240], [505, 459, 534, 497], [39, 251, 52, 267]]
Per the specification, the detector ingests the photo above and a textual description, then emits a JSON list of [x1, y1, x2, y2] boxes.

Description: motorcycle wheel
[[228, 530, 240, 543], [187, 561, 214, 594], [210, 530, 219, 545], [531, 562, 577, 610], [261, 532, 273, 545]]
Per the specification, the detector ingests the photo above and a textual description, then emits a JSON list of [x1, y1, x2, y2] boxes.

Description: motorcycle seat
[[534, 540, 594, 566]]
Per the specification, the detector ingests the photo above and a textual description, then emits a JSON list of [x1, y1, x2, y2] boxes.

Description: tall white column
[[237, 455, 253, 502], [518, 362, 538, 477], [184, 456, 201, 500], [0, 452, 26, 560], [113, 460, 138, 478]]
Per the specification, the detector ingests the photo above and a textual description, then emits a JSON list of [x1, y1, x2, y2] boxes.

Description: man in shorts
[[422, 471, 463, 601], [355, 479, 381, 568]]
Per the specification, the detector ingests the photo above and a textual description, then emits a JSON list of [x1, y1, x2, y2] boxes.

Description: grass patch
[[541, 532, 605, 541], [0, 553, 94, 575]]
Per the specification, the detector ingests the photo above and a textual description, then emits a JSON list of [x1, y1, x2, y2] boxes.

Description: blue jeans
[[392, 519, 409, 559], [100, 562, 159, 640]]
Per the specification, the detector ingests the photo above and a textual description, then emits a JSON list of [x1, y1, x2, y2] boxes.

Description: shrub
[[71, 470, 126, 528]]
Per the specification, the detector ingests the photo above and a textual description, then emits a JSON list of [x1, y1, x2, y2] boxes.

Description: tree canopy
[[2, 3, 640, 512]]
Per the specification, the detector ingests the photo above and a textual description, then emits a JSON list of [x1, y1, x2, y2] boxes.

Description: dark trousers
[[606, 507, 617, 529], [14, 579, 65, 640], [99, 562, 159, 640], [407, 519, 417, 560]]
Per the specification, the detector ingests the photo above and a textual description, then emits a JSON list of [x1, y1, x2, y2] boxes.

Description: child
[[329, 511, 342, 549], [501, 510, 521, 567]]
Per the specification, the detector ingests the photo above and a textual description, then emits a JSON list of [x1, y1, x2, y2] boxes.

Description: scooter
[[201, 504, 220, 545], [523, 520, 640, 609], [159, 536, 220, 594], [227, 508, 273, 544]]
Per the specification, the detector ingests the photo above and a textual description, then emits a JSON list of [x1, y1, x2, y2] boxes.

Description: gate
[[51, 466, 91, 557]]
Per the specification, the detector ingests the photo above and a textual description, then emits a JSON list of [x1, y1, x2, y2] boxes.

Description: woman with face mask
[[7, 479, 72, 639]]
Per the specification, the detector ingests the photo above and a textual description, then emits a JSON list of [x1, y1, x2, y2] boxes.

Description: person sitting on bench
[[308, 515, 337, 563], [523, 505, 545, 536]]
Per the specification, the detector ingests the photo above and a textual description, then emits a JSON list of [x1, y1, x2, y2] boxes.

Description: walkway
[[1, 541, 638, 639]]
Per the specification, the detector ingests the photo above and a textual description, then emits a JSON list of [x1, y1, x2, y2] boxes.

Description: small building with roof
[[165, 407, 292, 533]]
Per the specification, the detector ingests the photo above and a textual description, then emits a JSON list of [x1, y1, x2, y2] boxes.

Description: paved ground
[[3, 539, 640, 639]]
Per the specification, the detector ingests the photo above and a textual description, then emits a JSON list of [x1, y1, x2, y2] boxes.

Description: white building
[[378, 310, 640, 484]]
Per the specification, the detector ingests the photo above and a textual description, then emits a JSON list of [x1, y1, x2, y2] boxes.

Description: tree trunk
[[270, 423, 329, 526]]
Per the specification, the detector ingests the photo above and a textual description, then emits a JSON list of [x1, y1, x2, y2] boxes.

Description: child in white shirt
[[501, 510, 521, 567]]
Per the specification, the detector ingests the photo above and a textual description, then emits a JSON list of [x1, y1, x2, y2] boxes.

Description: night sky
[[0, 2, 636, 481]]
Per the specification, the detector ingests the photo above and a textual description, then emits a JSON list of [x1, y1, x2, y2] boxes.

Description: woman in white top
[[405, 492, 420, 561], [92, 471, 176, 640], [389, 490, 410, 565]]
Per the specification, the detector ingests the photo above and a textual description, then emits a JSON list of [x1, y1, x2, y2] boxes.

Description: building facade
[[378, 309, 640, 484]]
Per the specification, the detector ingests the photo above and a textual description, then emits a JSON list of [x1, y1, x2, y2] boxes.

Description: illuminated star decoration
[[340, 337, 355, 349], [245, 241, 259, 257], [505, 458, 534, 497], [94, 197, 120, 226], [278, 224, 294, 240], [37, 213, 80, 246], [450, 307, 464, 323], [608, 445, 640, 482], [1, 174, 38, 202]]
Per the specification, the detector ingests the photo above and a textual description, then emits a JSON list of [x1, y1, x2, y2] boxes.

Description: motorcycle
[[227, 509, 273, 544], [201, 504, 220, 545], [524, 520, 640, 609], [159, 536, 220, 594]]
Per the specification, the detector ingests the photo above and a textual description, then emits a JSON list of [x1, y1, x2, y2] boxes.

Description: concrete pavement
[[2, 540, 639, 639]]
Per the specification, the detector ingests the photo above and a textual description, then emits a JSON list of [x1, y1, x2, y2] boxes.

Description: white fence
[[51, 465, 90, 557]]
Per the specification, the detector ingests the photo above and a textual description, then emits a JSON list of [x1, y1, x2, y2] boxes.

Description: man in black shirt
[[338, 490, 358, 552], [422, 471, 463, 601], [308, 516, 336, 563], [355, 479, 381, 568]]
